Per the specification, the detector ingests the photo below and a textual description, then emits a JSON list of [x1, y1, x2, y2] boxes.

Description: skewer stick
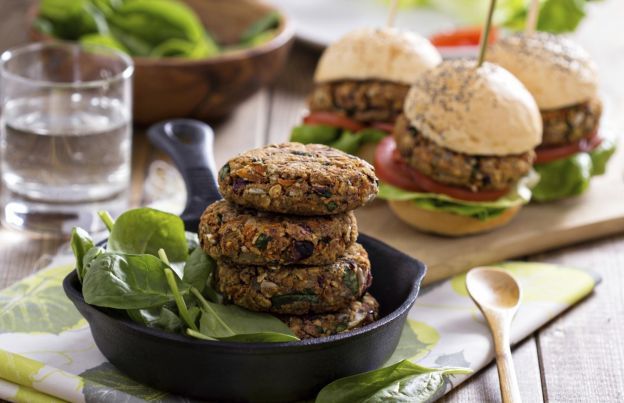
[[477, 0, 497, 68], [525, 0, 540, 33], [386, 0, 399, 28]]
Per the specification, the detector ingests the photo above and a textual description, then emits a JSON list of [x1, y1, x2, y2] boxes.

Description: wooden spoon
[[466, 267, 522, 403]]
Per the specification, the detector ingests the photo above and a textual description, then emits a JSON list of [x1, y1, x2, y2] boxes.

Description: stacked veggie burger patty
[[199, 143, 380, 339]]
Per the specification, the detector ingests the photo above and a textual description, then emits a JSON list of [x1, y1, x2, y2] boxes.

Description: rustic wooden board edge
[[424, 214, 624, 284]]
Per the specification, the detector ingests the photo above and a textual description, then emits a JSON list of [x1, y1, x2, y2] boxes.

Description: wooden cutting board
[[356, 140, 624, 285]]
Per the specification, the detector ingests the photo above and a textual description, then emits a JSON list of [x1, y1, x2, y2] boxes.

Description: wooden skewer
[[525, 0, 540, 33], [477, 0, 497, 68], [386, 0, 399, 28]]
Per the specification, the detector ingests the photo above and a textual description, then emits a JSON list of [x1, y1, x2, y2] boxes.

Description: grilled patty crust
[[199, 200, 358, 266], [280, 293, 379, 339], [218, 143, 378, 215], [308, 80, 410, 123], [215, 243, 372, 315], [394, 115, 534, 191], [541, 97, 601, 146]]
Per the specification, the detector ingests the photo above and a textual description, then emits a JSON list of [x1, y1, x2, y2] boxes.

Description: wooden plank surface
[[442, 339, 544, 403], [1, 0, 623, 402]]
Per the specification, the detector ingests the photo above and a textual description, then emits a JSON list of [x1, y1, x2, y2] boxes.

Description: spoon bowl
[[466, 268, 521, 310]]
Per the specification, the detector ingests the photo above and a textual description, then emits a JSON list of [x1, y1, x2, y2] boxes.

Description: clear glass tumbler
[[0, 42, 134, 235]]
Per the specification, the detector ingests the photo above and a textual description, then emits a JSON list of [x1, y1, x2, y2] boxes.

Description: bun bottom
[[388, 200, 521, 237]]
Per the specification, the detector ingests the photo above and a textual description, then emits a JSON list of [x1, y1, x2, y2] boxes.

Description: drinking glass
[[0, 42, 134, 235]]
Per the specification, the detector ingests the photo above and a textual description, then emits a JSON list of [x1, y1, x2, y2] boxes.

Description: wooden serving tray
[[356, 140, 624, 285]]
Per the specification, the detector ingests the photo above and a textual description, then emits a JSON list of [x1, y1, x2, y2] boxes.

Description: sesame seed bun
[[488, 32, 599, 109], [388, 200, 521, 236], [314, 27, 441, 84], [404, 60, 542, 156]]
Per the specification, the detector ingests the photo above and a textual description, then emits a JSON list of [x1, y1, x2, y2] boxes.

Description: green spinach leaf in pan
[[70, 227, 94, 282], [82, 252, 189, 309], [193, 289, 298, 342], [107, 207, 188, 263]]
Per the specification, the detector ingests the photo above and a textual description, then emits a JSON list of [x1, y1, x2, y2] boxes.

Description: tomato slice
[[375, 137, 510, 202], [430, 26, 498, 48], [303, 112, 364, 132], [535, 131, 602, 164], [374, 136, 425, 192]]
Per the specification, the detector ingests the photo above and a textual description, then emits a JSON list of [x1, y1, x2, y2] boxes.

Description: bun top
[[404, 60, 542, 156], [488, 32, 599, 109], [314, 27, 441, 84]]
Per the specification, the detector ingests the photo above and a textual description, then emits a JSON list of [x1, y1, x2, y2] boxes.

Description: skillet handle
[[147, 119, 222, 231]]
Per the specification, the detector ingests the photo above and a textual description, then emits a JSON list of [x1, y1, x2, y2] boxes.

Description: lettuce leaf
[[290, 124, 386, 155], [532, 140, 616, 202], [378, 172, 537, 221]]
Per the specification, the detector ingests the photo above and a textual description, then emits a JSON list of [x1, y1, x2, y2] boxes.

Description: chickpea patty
[[199, 200, 358, 266], [394, 115, 534, 191], [541, 97, 602, 146], [215, 243, 372, 315], [280, 293, 379, 340], [218, 143, 378, 215], [308, 80, 410, 124]]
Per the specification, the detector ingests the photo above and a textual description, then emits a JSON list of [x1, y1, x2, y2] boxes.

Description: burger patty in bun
[[308, 80, 409, 124], [394, 115, 534, 192], [541, 96, 602, 146]]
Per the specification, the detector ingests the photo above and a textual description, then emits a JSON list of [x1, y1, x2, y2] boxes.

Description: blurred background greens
[[392, 0, 593, 33], [36, 0, 280, 58]]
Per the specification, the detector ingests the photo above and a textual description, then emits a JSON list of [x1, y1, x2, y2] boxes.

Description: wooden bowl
[[28, 0, 295, 125]]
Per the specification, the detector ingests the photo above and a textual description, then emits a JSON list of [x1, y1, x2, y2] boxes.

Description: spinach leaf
[[70, 227, 94, 283], [157, 306, 183, 332], [192, 289, 298, 342], [107, 208, 188, 263], [82, 246, 105, 279], [127, 307, 160, 326], [240, 11, 280, 44], [163, 267, 197, 331], [80, 33, 128, 52], [218, 332, 300, 343], [128, 305, 183, 333], [182, 248, 213, 292], [82, 252, 189, 309], [187, 329, 217, 341], [39, 0, 99, 40], [316, 360, 471, 403]]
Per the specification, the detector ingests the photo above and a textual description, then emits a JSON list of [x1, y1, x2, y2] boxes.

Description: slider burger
[[291, 27, 441, 163], [376, 60, 542, 236], [488, 33, 615, 202]]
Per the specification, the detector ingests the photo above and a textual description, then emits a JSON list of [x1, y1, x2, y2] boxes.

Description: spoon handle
[[492, 318, 522, 403]]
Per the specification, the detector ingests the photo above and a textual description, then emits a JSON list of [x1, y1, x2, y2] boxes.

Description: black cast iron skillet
[[63, 119, 427, 402]]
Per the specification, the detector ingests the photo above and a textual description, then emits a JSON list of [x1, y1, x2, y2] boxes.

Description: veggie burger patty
[[218, 142, 378, 215], [281, 293, 379, 339], [540, 96, 601, 146], [308, 79, 410, 124], [394, 114, 534, 191], [199, 200, 358, 266], [215, 243, 372, 315]]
